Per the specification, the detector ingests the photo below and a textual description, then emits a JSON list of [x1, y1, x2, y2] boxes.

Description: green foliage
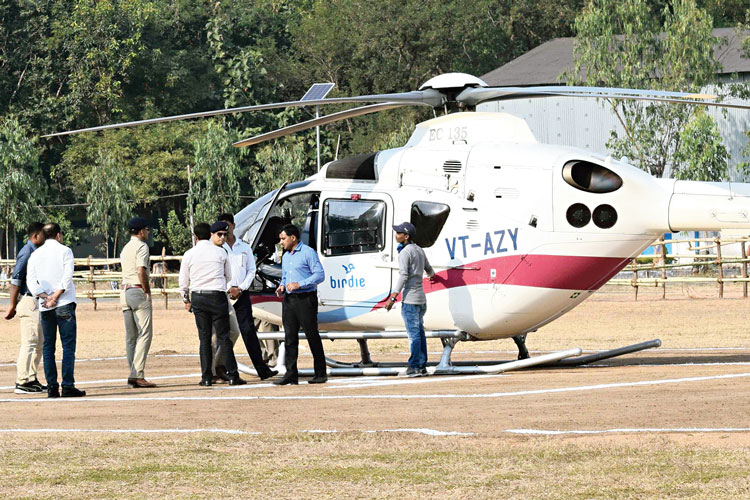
[[252, 139, 307, 198], [43, 209, 87, 249], [190, 120, 245, 223], [86, 151, 135, 258], [673, 110, 729, 181], [0, 116, 45, 257], [155, 209, 192, 255], [570, 0, 726, 179]]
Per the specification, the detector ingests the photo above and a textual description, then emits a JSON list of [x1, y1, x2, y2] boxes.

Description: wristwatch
[[389, 295, 397, 302]]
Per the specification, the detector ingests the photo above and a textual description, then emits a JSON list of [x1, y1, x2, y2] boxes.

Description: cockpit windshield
[[234, 187, 281, 246]]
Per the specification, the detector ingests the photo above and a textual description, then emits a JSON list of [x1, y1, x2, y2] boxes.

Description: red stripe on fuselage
[[424, 254, 631, 293]]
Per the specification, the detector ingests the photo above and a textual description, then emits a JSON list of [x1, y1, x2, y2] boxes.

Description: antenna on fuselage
[[300, 83, 335, 171]]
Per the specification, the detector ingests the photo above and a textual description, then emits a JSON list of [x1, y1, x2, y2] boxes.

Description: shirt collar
[[27, 240, 38, 251], [291, 242, 303, 254]]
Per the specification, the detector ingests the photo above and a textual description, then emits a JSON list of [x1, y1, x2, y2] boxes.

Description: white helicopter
[[46, 73, 750, 376]]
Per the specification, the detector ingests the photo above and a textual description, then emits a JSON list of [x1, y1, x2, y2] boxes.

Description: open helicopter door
[[316, 191, 394, 313]]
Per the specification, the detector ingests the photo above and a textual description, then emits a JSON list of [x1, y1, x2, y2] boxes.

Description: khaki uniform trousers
[[255, 319, 279, 365], [121, 288, 153, 378], [16, 295, 43, 384], [212, 299, 241, 372]]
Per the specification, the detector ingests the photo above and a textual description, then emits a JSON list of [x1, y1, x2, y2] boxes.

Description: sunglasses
[[216, 231, 228, 237]]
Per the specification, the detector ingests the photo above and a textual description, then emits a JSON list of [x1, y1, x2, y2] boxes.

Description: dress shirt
[[26, 239, 76, 311], [178, 240, 232, 300], [223, 239, 256, 291], [281, 242, 325, 294], [120, 236, 150, 286], [10, 240, 38, 295]]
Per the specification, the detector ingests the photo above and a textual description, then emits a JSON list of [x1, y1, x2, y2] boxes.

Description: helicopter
[[46, 73, 750, 377]]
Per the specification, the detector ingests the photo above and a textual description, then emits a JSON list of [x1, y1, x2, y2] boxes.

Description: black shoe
[[259, 369, 279, 381], [198, 379, 212, 387], [228, 376, 247, 386], [61, 386, 86, 397], [399, 367, 421, 378], [273, 376, 298, 386], [127, 377, 137, 388], [308, 375, 328, 384], [215, 365, 230, 382], [420, 367, 428, 376], [47, 387, 60, 398], [29, 379, 47, 391], [14, 381, 45, 394]]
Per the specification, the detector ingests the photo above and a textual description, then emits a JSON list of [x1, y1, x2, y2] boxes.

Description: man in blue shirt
[[274, 224, 326, 385], [4, 222, 46, 394]]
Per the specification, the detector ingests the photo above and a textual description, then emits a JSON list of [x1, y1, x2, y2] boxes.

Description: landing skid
[[237, 332, 662, 378]]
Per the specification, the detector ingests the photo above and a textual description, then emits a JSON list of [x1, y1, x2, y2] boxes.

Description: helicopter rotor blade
[[41, 90, 444, 139], [457, 85, 750, 110], [233, 102, 412, 148]]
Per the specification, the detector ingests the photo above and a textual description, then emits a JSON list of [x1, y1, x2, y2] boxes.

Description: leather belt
[[191, 290, 224, 295], [122, 284, 143, 290]]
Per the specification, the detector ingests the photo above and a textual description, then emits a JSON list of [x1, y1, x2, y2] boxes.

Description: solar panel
[[300, 83, 335, 102]]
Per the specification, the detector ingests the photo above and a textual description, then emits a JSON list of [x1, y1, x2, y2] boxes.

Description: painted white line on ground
[[0, 427, 472, 437], [2, 371, 749, 403], [505, 427, 750, 435], [0, 372, 202, 391], [327, 373, 508, 389]]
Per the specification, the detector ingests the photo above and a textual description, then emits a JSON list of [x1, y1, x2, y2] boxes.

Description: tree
[[570, 0, 728, 180], [673, 110, 729, 180], [86, 151, 134, 259], [0, 116, 45, 257], [190, 120, 245, 223]]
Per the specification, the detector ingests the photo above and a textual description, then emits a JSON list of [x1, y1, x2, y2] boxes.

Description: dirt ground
[[1, 284, 749, 499]]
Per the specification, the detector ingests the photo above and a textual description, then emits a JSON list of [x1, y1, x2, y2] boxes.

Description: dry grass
[[2, 287, 750, 499], [1, 433, 749, 500]]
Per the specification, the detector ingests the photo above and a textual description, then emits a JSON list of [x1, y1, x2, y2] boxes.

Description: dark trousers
[[192, 292, 238, 382], [40, 302, 77, 389], [282, 291, 326, 379], [234, 290, 273, 378]]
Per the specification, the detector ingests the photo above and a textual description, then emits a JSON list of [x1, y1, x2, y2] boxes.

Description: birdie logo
[[330, 263, 366, 289]]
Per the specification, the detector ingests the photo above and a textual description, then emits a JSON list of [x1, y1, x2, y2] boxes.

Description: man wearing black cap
[[120, 217, 156, 388], [385, 222, 435, 377], [178, 222, 246, 386]]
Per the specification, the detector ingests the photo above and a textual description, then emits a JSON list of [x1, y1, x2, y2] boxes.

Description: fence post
[[162, 247, 168, 310], [632, 266, 639, 301], [741, 239, 748, 299], [659, 236, 667, 299], [88, 255, 97, 311], [715, 237, 723, 299]]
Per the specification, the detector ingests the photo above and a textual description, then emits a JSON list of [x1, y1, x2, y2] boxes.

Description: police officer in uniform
[[120, 217, 156, 388]]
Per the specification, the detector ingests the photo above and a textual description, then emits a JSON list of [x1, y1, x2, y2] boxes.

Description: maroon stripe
[[423, 254, 632, 293]]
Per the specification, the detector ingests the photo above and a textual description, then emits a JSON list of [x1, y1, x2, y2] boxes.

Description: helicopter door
[[317, 192, 393, 308]]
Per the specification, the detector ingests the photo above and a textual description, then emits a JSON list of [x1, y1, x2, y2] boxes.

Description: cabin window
[[410, 201, 450, 248], [323, 199, 386, 256], [255, 192, 319, 262]]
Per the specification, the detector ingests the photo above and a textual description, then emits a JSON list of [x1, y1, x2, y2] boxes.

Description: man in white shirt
[[213, 214, 277, 381], [179, 222, 246, 387], [26, 223, 85, 398]]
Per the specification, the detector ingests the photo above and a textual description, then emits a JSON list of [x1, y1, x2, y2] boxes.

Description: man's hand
[[4, 307, 16, 320], [44, 296, 58, 309], [184, 301, 191, 311], [275, 285, 285, 298], [286, 282, 300, 292], [384, 293, 397, 311], [145, 293, 152, 302], [228, 286, 241, 300]]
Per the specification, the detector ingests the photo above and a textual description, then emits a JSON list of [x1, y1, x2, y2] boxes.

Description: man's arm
[[136, 244, 151, 297], [424, 253, 435, 279], [4, 284, 20, 320], [297, 249, 325, 287], [178, 251, 191, 304]]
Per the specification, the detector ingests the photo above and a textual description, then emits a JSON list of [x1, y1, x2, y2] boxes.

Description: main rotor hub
[[419, 73, 488, 91]]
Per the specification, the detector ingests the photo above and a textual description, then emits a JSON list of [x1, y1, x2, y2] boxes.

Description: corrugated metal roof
[[482, 28, 750, 86]]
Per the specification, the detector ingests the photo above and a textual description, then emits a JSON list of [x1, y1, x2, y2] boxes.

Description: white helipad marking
[[2, 371, 749, 403], [328, 373, 508, 389], [0, 427, 472, 436], [506, 427, 750, 435]]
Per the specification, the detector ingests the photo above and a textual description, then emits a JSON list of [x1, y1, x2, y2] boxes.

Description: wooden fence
[[608, 235, 750, 299], [0, 248, 183, 309]]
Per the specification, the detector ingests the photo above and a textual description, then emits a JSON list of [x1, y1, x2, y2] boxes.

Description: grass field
[[1, 284, 749, 499]]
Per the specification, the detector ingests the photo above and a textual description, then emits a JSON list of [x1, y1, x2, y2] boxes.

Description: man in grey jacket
[[384, 222, 435, 377]]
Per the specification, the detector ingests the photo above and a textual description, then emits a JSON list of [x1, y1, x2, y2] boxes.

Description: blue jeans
[[41, 302, 77, 389], [401, 303, 427, 370]]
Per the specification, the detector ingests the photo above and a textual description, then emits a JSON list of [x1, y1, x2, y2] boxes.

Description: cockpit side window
[[562, 160, 623, 193], [322, 199, 386, 256], [410, 201, 450, 248]]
